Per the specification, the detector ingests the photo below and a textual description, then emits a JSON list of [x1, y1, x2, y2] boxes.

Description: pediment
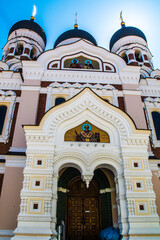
[[37, 39, 127, 72], [24, 88, 149, 147]]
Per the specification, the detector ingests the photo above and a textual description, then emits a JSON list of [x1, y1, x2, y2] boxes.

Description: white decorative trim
[[30, 200, 42, 213], [0, 91, 16, 143], [5, 156, 26, 168], [144, 98, 160, 147], [100, 187, 115, 193], [21, 86, 41, 91], [123, 90, 142, 95], [0, 230, 14, 236], [45, 83, 119, 111], [57, 187, 69, 193], [0, 162, 5, 173]]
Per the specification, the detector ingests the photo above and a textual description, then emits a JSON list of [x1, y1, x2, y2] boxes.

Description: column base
[[11, 227, 52, 240], [128, 228, 160, 239]]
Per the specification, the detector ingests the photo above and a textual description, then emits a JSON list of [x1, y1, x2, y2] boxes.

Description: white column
[[51, 172, 58, 234], [45, 86, 53, 111], [117, 173, 129, 237], [112, 89, 118, 107]]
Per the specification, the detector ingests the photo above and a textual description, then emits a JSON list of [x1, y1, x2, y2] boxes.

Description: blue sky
[[0, 0, 160, 68]]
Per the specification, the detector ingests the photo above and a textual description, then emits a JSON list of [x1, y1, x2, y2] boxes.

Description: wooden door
[[83, 197, 99, 240], [67, 178, 100, 240]]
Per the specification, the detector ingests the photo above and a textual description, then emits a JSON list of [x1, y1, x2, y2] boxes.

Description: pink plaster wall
[[0, 167, 23, 229], [123, 94, 147, 129], [123, 84, 139, 90], [12, 90, 40, 148]]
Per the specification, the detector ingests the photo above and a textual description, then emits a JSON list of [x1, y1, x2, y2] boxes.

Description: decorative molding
[[0, 230, 14, 236], [21, 86, 41, 91], [82, 174, 93, 188], [17, 216, 52, 222], [5, 157, 26, 168], [0, 72, 22, 90], [122, 138, 148, 146], [45, 83, 119, 111], [0, 92, 16, 143], [57, 187, 68, 193], [140, 87, 160, 97], [144, 98, 160, 147], [46, 94, 127, 139], [100, 187, 115, 193]]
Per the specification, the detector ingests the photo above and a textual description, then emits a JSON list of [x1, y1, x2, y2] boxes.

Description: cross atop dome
[[120, 11, 125, 28], [74, 12, 78, 29], [30, 5, 37, 21]]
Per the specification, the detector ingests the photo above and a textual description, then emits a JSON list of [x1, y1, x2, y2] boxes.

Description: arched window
[[55, 97, 66, 106], [15, 44, 23, 55], [151, 111, 160, 140], [121, 52, 128, 64], [0, 106, 7, 135], [135, 50, 143, 62], [30, 48, 37, 60]]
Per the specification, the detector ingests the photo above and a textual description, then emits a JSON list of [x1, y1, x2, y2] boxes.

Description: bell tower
[[2, 8, 46, 63], [109, 13, 153, 72]]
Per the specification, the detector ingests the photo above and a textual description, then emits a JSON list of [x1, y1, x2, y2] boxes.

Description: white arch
[[54, 154, 87, 174], [37, 39, 127, 72]]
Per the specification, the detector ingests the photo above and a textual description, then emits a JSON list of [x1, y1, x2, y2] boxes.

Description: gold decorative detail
[[64, 56, 99, 69], [65, 121, 110, 143], [120, 11, 125, 27], [74, 12, 78, 29]]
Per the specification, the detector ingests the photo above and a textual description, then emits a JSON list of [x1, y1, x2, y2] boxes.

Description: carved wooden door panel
[[68, 197, 83, 240], [83, 197, 99, 240], [67, 196, 99, 240], [67, 177, 100, 240]]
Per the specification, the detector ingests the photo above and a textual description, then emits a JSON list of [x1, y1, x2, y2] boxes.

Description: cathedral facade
[[0, 15, 160, 240]]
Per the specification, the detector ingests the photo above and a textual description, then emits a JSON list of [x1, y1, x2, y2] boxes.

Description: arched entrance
[[57, 167, 113, 240], [67, 176, 99, 240]]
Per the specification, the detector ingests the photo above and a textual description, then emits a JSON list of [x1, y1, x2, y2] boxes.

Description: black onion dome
[[54, 28, 97, 48], [109, 25, 147, 50], [8, 19, 47, 45]]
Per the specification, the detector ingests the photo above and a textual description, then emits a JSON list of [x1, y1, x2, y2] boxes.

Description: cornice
[[4, 155, 26, 167], [0, 72, 22, 89]]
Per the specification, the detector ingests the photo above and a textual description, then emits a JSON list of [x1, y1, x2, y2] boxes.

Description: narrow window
[[0, 174, 4, 196], [135, 50, 143, 62], [33, 203, 38, 209], [121, 52, 128, 64], [15, 44, 23, 55], [30, 48, 37, 60], [151, 111, 160, 140], [0, 106, 7, 135], [37, 160, 42, 165], [55, 97, 65, 106], [136, 182, 141, 188], [134, 162, 138, 168], [139, 204, 144, 211], [35, 181, 40, 186]]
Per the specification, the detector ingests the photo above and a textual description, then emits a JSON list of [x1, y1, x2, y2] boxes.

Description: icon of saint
[[69, 59, 82, 68], [84, 60, 94, 69], [75, 124, 100, 142]]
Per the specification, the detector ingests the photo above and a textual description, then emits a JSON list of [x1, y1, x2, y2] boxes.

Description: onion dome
[[54, 24, 97, 48], [8, 19, 47, 45], [109, 21, 147, 51]]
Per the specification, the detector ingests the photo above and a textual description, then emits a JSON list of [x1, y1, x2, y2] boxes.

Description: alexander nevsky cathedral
[[0, 9, 160, 240]]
